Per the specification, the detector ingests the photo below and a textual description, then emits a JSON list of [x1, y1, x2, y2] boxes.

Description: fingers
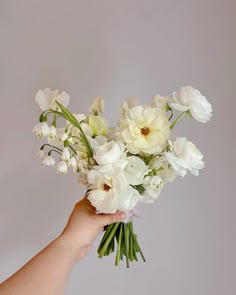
[[98, 211, 126, 226]]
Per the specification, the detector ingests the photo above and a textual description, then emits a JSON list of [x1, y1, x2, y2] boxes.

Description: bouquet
[[33, 86, 212, 267]]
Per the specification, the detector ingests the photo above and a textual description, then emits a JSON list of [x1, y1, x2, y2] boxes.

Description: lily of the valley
[[32, 122, 50, 138], [57, 161, 68, 174], [42, 155, 56, 167]]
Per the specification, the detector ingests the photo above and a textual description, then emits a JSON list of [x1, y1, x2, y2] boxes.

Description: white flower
[[88, 96, 104, 114], [56, 161, 68, 174], [141, 175, 163, 203], [35, 88, 70, 111], [88, 115, 108, 136], [152, 95, 169, 110], [121, 97, 139, 118], [32, 122, 50, 138], [73, 113, 87, 122], [124, 156, 148, 185], [164, 137, 205, 177], [171, 86, 212, 123], [87, 165, 140, 213], [149, 156, 176, 184], [61, 148, 71, 161], [42, 155, 56, 167], [49, 126, 57, 138], [37, 149, 45, 160], [68, 157, 77, 171], [60, 132, 69, 142], [120, 105, 170, 154], [93, 140, 126, 166]]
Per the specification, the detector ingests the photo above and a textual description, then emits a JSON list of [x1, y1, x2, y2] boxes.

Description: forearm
[[0, 236, 76, 295]]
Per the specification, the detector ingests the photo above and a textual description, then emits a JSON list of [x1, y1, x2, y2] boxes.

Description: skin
[[0, 196, 126, 295]]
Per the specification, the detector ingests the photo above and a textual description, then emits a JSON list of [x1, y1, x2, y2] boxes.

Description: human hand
[[57, 195, 126, 262]]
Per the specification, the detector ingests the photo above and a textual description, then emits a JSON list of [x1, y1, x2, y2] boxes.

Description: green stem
[[170, 111, 188, 129], [115, 223, 123, 266], [40, 144, 63, 152], [48, 149, 62, 156], [127, 223, 146, 262], [98, 224, 114, 252], [124, 223, 130, 268], [98, 222, 120, 258]]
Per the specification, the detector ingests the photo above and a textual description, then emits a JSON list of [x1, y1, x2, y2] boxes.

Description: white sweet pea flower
[[120, 105, 170, 154], [87, 165, 140, 213], [37, 149, 45, 160], [56, 161, 68, 174], [93, 140, 126, 166], [32, 122, 50, 138], [124, 156, 148, 185], [121, 97, 139, 118], [141, 175, 163, 203], [88, 96, 104, 114], [35, 88, 70, 111], [61, 148, 71, 161], [42, 155, 56, 167], [171, 86, 212, 123], [88, 115, 108, 136], [49, 126, 57, 138], [164, 137, 205, 177], [152, 95, 169, 110]]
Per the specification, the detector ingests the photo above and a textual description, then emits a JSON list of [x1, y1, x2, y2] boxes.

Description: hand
[[56, 195, 126, 262]]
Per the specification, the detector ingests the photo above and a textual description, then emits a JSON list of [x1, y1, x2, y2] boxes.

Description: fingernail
[[119, 212, 126, 219]]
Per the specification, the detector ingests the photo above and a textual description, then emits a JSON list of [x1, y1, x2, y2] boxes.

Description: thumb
[[99, 211, 126, 227]]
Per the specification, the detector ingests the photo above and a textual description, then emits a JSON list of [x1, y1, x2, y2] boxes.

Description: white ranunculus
[[171, 86, 212, 123], [164, 137, 205, 177], [42, 155, 56, 167], [88, 96, 104, 114], [152, 95, 169, 110], [61, 148, 71, 161], [124, 156, 148, 185], [120, 105, 170, 154], [56, 161, 68, 174], [87, 165, 140, 213], [32, 122, 50, 138], [141, 175, 163, 203], [35, 88, 70, 111], [93, 140, 126, 166]]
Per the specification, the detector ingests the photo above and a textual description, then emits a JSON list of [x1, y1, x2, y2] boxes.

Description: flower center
[[103, 183, 111, 191], [141, 127, 150, 136]]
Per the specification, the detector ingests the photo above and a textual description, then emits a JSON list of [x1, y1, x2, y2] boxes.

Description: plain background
[[0, 0, 235, 294]]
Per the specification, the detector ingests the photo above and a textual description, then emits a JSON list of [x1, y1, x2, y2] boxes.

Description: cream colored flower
[[88, 96, 104, 114], [88, 115, 108, 136], [35, 88, 70, 111], [152, 95, 169, 110], [120, 105, 170, 154]]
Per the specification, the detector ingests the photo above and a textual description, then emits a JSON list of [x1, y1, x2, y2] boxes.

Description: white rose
[[87, 165, 140, 213], [164, 137, 205, 177], [93, 140, 125, 166], [88, 96, 104, 114], [120, 105, 170, 154], [124, 156, 148, 185], [35, 88, 70, 111], [171, 86, 212, 123], [140, 175, 163, 203]]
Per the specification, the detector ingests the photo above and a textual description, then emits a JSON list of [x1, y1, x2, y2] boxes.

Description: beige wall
[[0, 1, 235, 294]]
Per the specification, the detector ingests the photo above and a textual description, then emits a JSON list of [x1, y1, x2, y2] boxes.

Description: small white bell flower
[[42, 155, 56, 167], [60, 132, 69, 142], [68, 157, 77, 171], [57, 161, 68, 174], [61, 148, 71, 161], [37, 149, 45, 160], [32, 122, 50, 138], [49, 126, 57, 138]]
